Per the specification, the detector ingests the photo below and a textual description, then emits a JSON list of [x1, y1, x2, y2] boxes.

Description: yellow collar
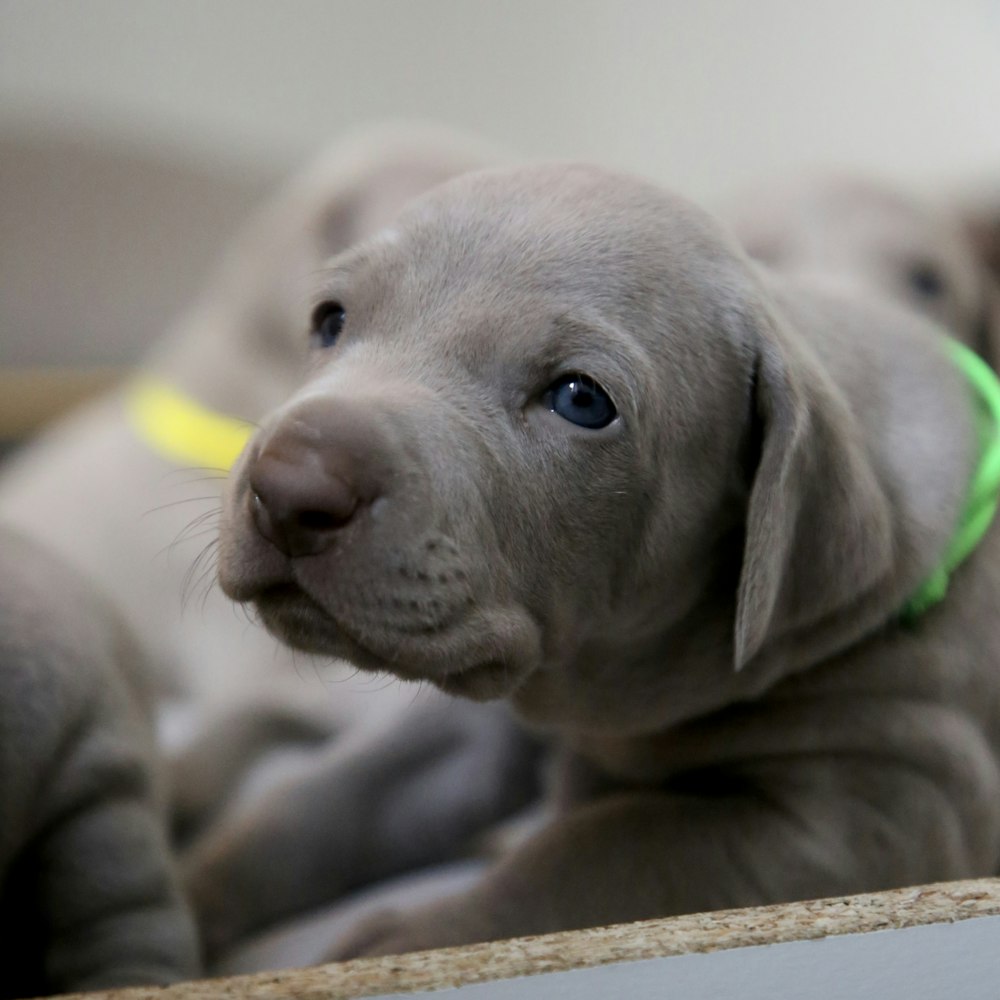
[[125, 376, 253, 470]]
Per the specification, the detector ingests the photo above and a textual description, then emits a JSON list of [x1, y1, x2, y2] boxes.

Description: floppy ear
[[733, 313, 895, 671]]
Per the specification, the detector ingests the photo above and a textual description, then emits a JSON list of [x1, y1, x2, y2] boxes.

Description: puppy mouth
[[251, 581, 537, 700], [253, 583, 389, 673]]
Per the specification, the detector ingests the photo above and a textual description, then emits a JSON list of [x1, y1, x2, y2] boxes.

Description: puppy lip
[[249, 580, 352, 654], [218, 569, 289, 603], [253, 581, 538, 694]]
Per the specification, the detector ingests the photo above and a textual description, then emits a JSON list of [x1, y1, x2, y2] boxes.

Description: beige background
[[3, 0, 1000, 366]]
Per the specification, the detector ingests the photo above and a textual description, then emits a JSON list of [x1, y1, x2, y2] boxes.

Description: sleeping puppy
[[0, 526, 198, 995], [183, 691, 542, 964], [722, 173, 1000, 354], [217, 163, 1000, 957], [0, 123, 506, 838]]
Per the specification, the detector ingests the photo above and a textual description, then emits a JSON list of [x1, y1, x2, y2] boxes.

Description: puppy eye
[[310, 301, 346, 348], [543, 374, 617, 429], [907, 262, 946, 300]]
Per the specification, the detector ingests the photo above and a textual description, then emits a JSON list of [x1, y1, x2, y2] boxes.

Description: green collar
[[901, 338, 1000, 623]]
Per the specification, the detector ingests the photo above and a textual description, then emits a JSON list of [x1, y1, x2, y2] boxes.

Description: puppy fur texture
[[217, 163, 1000, 957], [0, 526, 199, 995]]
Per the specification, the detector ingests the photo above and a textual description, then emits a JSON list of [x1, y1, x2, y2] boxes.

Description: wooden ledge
[[0, 367, 126, 439], [53, 878, 1000, 1000]]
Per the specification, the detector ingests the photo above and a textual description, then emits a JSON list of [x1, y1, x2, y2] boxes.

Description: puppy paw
[[326, 899, 494, 961], [326, 908, 417, 960]]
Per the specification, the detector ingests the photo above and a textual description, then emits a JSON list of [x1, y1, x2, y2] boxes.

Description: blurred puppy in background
[[0, 123, 525, 843], [0, 123, 549, 974], [0, 525, 199, 996], [721, 173, 1000, 356]]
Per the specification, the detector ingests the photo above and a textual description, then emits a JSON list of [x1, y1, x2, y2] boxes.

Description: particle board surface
[[44, 878, 1000, 1000]]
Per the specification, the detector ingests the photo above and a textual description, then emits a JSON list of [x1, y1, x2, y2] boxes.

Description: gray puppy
[[0, 526, 199, 995], [217, 163, 1000, 957]]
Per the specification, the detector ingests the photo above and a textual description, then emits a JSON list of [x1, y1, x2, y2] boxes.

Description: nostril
[[248, 454, 363, 558], [295, 507, 353, 533]]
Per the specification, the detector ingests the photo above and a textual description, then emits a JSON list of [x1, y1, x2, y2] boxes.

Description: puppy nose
[[248, 436, 361, 558]]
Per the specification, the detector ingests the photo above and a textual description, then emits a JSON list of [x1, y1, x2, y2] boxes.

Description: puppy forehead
[[325, 164, 754, 346], [308, 166, 761, 437], [400, 163, 734, 276]]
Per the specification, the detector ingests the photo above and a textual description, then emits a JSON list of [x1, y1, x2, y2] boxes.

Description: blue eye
[[543, 374, 617, 429], [310, 302, 345, 348]]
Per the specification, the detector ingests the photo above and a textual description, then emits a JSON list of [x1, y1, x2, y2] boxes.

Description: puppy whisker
[[142, 496, 223, 519], [181, 538, 220, 613], [156, 466, 230, 486], [157, 509, 223, 562]]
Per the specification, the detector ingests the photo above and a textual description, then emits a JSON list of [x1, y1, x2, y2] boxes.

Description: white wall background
[[3, 0, 1000, 366], [4, 0, 1000, 199]]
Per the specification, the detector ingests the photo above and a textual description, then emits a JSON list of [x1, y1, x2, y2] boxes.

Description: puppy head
[[723, 174, 992, 347], [218, 165, 892, 731]]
